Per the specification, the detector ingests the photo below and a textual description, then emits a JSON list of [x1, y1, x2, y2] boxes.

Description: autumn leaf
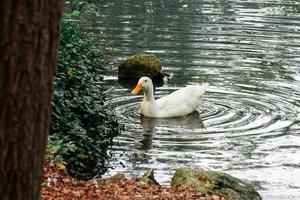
[[55, 162, 66, 171]]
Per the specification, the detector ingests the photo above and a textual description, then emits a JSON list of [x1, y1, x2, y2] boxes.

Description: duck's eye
[[144, 80, 148, 83]]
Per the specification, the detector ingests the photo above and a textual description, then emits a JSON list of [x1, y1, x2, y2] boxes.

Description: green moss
[[219, 188, 240, 200], [118, 54, 162, 79]]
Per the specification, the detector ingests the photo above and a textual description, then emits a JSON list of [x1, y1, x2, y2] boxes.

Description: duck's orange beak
[[131, 82, 142, 94]]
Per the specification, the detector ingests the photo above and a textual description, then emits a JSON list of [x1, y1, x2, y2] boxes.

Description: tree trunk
[[0, 1, 62, 199]]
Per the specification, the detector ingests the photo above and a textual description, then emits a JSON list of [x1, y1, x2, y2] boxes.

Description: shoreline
[[41, 163, 226, 200]]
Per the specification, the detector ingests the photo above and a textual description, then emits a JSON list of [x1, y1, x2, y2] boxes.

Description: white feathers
[[132, 77, 209, 118]]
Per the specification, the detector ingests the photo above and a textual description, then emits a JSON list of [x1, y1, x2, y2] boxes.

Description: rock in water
[[118, 54, 163, 79], [171, 168, 262, 200]]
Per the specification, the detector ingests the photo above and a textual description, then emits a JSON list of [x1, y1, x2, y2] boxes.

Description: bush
[[48, 22, 121, 180]]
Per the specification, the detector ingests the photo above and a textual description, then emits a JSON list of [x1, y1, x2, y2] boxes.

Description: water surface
[[83, 1, 300, 199]]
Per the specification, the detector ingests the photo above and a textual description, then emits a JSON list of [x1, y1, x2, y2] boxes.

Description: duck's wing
[[154, 84, 209, 117]]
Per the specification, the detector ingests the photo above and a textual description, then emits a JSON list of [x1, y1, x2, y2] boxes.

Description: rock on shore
[[171, 168, 262, 200]]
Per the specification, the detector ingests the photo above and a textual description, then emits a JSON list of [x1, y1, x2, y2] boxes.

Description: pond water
[[82, 0, 300, 199]]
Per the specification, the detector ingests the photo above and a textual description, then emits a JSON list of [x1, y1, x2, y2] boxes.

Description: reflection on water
[[140, 111, 204, 151], [79, 0, 300, 199]]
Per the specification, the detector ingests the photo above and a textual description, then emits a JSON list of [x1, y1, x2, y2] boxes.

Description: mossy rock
[[118, 54, 163, 79], [139, 169, 160, 186], [96, 173, 126, 184], [171, 168, 261, 200]]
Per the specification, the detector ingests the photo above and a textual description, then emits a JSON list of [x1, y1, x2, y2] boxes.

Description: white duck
[[131, 77, 209, 118]]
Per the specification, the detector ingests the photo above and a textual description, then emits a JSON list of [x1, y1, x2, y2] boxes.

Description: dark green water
[[82, 1, 300, 199]]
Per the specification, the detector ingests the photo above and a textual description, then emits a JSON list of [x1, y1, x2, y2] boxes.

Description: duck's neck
[[143, 87, 155, 102]]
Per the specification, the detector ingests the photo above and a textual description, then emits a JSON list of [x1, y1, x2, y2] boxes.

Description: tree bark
[[0, 1, 62, 199]]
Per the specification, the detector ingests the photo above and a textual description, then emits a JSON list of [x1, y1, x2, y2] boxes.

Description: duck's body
[[132, 77, 209, 118]]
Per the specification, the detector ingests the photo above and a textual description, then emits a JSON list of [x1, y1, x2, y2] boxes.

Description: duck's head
[[131, 77, 153, 94]]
